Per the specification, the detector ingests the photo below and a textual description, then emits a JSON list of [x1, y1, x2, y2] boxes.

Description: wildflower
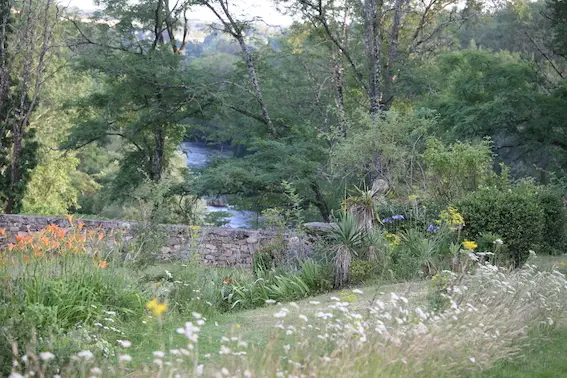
[[196, 364, 204, 376], [462, 240, 478, 250], [427, 224, 440, 233], [352, 289, 363, 294], [469, 356, 476, 363], [153, 351, 165, 358], [219, 345, 231, 355], [98, 260, 108, 269], [66, 214, 74, 226], [273, 309, 288, 318], [560, 261, 566, 266], [299, 314, 308, 322], [176, 322, 200, 342], [77, 350, 94, 360], [309, 301, 320, 305], [7, 243, 14, 251], [117, 340, 132, 348], [381, 217, 393, 223], [222, 278, 233, 284], [90, 367, 102, 375], [97, 232, 104, 240], [15, 234, 24, 243], [119, 354, 132, 362], [221, 368, 230, 376], [39, 352, 55, 361], [493, 238, 504, 245], [146, 298, 168, 317], [192, 312, 202, 319], [77, 222, 85, 231], [165, 270, 173, 279], [392, 214, 405, 221], [409, 194, 418, 201], [385, 233, 401, 246], [0, 228, 5, 237]]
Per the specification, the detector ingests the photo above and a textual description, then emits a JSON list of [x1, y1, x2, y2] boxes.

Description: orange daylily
[[97, 233, 104, 240], [98, 260, 108, 269], [65, 214, 74, 226], [0, 228, 5, 237], [7, 243, 15, 251], [47, 224, 59, 233], [40, 237, 49, 247], [23, 255, 30, 265], [56, 228, 67, 239], [77, 222, 85, 231]]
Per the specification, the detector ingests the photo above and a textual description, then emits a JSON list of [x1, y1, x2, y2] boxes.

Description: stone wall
[[0, 214, 303, 268]]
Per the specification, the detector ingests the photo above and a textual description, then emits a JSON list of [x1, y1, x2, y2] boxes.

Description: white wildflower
[[273, 309, 288, 318], [330, 296, 340, 301], [192, 312, 202, 319], [104, 311, 116, 315], [352, 289, 363, 294], [119, 355, 132, 362], [90, 367, 102, 375], [265, 299, 277, 304], [298, 314, 309, 322], [77, 350, 94, 360], [221, 367, 229, 376], [103, 318, 115, 323], [153, 359, 163, 366], [39, 352, 55, 361], [469, 357, 476, 363], [219, 346, 231, 355], [165, 270, 173, 279], [117, 340, 132, 348], [153, 351, 165, 358], [196, 364, 204, 376], [309, 301, 320, 305]]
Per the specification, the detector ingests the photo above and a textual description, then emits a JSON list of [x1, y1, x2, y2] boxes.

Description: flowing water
[[180, 141, 255, 228]]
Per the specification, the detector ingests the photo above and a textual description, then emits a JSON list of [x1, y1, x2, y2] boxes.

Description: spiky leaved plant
[[327, 212, 364, 287]]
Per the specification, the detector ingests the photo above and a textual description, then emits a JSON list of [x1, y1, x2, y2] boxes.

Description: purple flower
[[427, 224, 440, 233], [381, 218, 393, 223], [392, 215, 405, 221]]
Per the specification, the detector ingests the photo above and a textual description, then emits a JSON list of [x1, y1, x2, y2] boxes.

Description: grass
[[475, 327, 567, 378], [2, 221, 567, 377]]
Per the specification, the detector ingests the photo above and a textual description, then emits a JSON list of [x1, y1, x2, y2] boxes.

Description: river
[[180, 141, 255, 228]]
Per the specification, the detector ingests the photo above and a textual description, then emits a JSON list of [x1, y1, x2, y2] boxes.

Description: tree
[[67, 0, 212, 196], [0, 0, 57, 212]]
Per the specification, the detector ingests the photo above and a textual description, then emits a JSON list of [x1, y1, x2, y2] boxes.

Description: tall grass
[[8, 254, 567, 377]]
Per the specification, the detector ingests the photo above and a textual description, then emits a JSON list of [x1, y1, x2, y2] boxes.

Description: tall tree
[[0, 0, 56, 213]]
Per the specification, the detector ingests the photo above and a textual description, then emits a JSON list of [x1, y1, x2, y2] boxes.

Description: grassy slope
[[127, 255, 567, 375]]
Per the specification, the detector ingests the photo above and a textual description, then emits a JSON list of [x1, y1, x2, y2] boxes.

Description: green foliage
[[457, 186, 544, 267], [327, 212, 364, 287], [348, 260, 374, 284], [536, 188, 567, 254], [424, 137, 494, 202]]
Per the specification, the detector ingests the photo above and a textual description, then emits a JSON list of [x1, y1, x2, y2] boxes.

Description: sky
[[65, 0, 294, 25]]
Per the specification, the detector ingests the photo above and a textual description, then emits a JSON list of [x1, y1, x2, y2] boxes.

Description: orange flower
[[56, 228, 68, 239], [222, 278, 233, 285], [65, 214, 74, 226], [50, 241, 60, 249], [97, 233, 104, 240], [98, 260, 108, 269], [77, 222, 85, 231], [23, 255, 30, 265], [15, 234, 25, 243], [47, 224, 59, 234], [0, 228, 5, 237], [88, 230, 96, 239], [7, 243, 15, 251], [40, 237, 49, 247], [22, 236, 33, 245]]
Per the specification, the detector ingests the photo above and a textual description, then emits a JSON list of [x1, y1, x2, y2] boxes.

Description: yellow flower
[[408, 195, 418, 201], [462, 240, 478, 250], [385, 233, 401, 246], [560, 261, 566, 267], [146, 298, 168, 317]]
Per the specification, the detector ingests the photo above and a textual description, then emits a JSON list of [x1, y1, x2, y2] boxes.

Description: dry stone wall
[[0, 214, 306, 268]]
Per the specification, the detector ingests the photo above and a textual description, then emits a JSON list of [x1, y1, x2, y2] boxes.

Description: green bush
[[536, 189, 567, 254], [349, 260, 374, 284], [458, 186, 544, 267]]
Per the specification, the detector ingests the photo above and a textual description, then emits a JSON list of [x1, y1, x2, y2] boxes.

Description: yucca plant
[[327, 212, 364, 287]]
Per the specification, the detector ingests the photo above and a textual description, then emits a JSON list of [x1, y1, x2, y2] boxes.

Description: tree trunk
[[331, 47, 347, 138], [151, 127, 165, 182], [236, 35, 277, 136], [384, 0, 404, 109], [5, 125, 22, 213], [364, 0, 384, 117], [310, 181, 331, 222]]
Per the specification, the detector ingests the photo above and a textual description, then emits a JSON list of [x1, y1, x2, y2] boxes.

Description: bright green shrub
[[349, 260, 374, 284], [458, 186, 544, 267]]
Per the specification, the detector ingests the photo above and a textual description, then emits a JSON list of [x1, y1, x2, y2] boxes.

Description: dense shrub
[[536, 189, 567, 254], [349, 260, 374, 284], [458, 186, 544, 267]]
